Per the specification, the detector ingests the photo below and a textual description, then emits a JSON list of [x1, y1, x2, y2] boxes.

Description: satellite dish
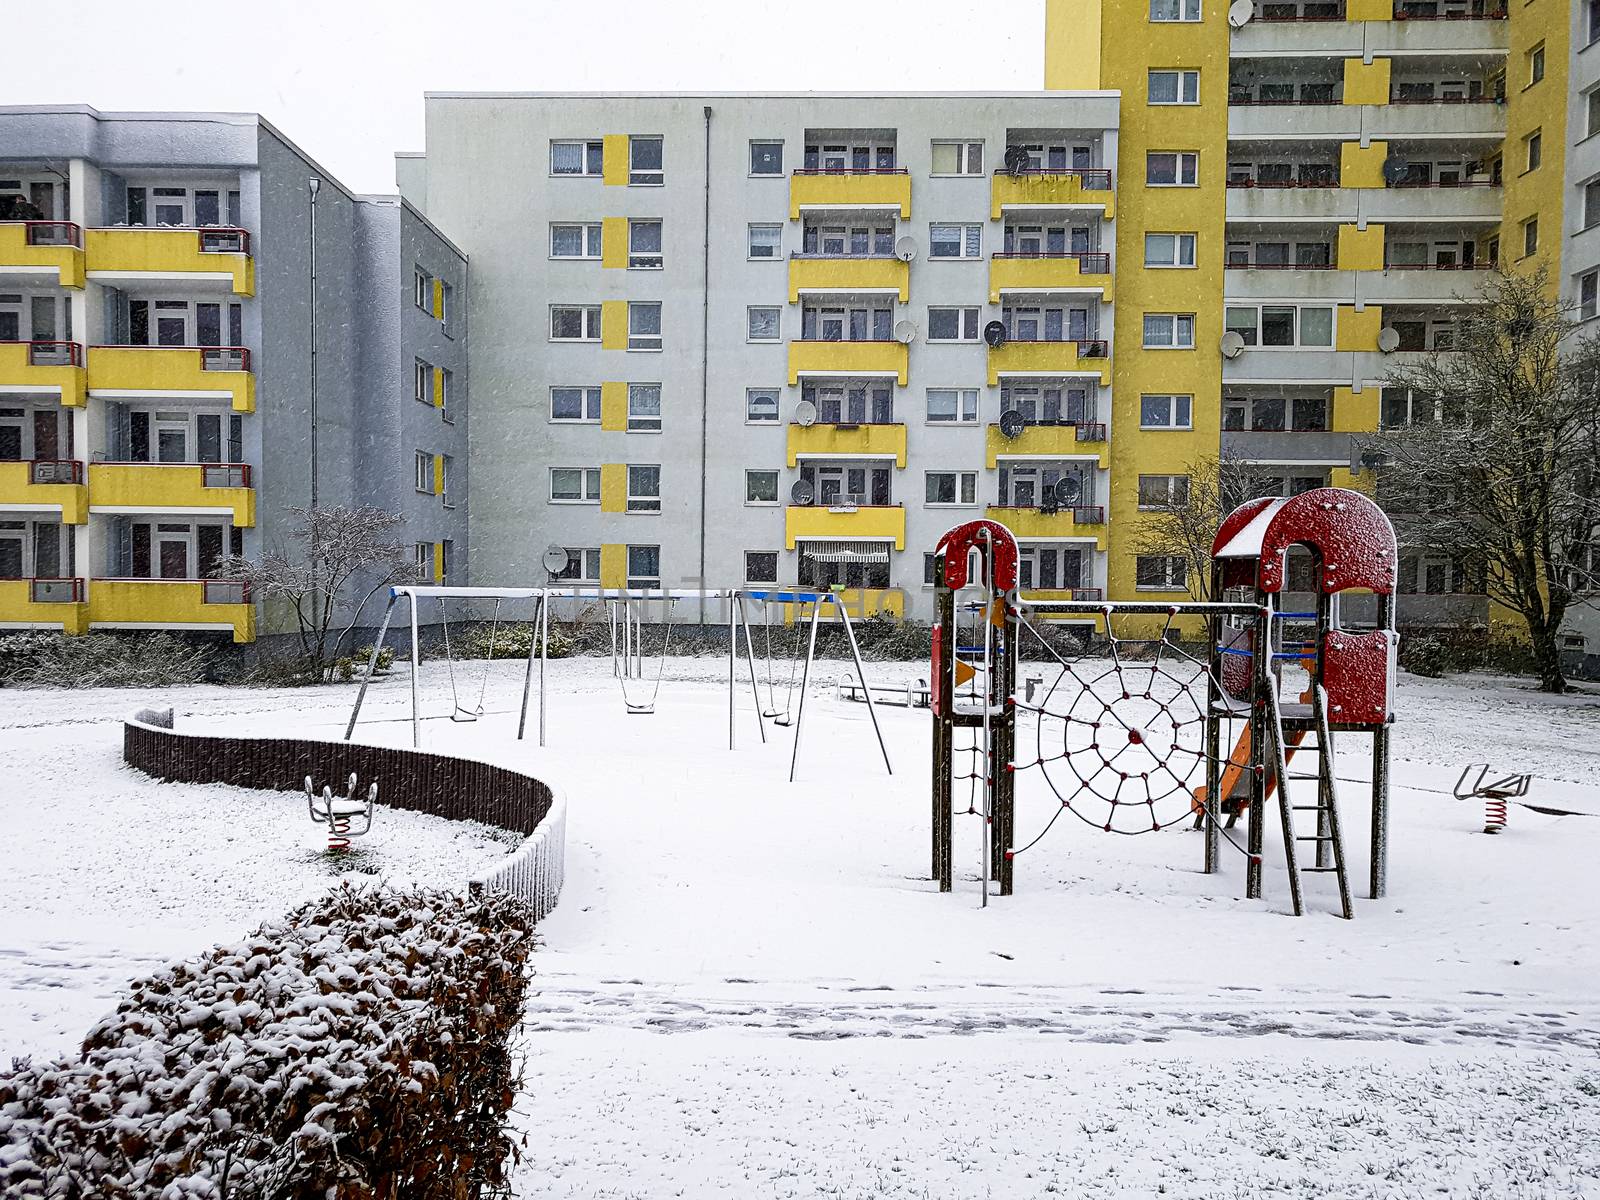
[[1055, 474, 1083, 504], [999, 409, 1026, 440], [541, 545, 569, 575], [1004, 144, 1030, 176], [1377, 327, 1401, 353], [1220, 330, 1246, 358], [893, 319, 917, 344], [790, 479, 815, 506], [1039, 483, 1060, 515], [894, 236, 918, 262], [794, 400, 818, 427], [1227, 0, 1254, 25], [983, 320, 1008, 348], [1381, 156, 1409, 187]]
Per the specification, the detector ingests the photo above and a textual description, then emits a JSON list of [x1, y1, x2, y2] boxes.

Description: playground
[[3, 492, 1599, 1196]]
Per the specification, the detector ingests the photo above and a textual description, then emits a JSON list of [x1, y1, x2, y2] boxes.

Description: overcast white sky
[[14, 1, 1043, 193]]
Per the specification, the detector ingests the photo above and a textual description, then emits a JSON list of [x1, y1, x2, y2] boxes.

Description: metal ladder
[[1266, 684, 1353, 919]]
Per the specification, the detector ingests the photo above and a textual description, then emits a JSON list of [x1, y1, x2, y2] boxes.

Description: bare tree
[[1131, 452, 1253, 602], [1362, 267, 1600, 693], [215, 506, 421, 681]]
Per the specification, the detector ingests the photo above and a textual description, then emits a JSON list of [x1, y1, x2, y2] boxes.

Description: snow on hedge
[[0, 884, 532, 1198]]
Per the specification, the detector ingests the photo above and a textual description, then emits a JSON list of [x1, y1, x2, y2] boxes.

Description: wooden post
[[933, 586, 954, 891], [1245, 601, 1268, 899]]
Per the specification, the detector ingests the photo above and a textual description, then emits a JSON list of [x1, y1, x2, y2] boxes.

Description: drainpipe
[[699, 106, 712, 624], [308, 177, 321, 510]]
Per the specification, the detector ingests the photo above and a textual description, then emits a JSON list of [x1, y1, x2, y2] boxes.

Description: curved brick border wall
[[124, 707, 565, 920]]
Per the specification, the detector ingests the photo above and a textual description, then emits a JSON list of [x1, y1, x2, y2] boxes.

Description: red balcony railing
[[1075, 423, 1107, 442], [1393, 4, 1506, 18], [1226, 177, 1341, 189], [1388, 95, 1500, 105], [1382, 261, 1495, 270], [1388, 178, 1499, 189], [792, 167, 909, 175], [196, 227, 251, 255], [992, 250, 1112, 273], [999, 338, 1110, 358], [1227, 260, 1337, 269], [7, 220, 84, 248], [1, 340, 84, 366], [994, 167, 1113, 191], [28, 459, 84, 485], [1252, 8, 1345, 20], [30, 577, 84, 604], [989, 503, 1106, 524], [1229, 97, 1342, 106]]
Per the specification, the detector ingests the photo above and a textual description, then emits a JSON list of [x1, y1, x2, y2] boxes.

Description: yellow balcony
[[0, 341, 87, 406], [984, 422, 1107, 468], [788, 340, 908, 385], [986, 340, 1110, 386], [784, 504, 906, 549], [89, 578, 255, 643], [0, 221, 85, 287], [85, 227, 255, 296], [990, 170, 1115, 221], [87, 346, 255, 412], [0, 578, 88, 634], [786, 422, 907, 467], [788, 255, 909, 302], [0, 460, 88, 524], [88, 463, 255, 527], [988, 252, 1112, 302], [986, 505, 1108, 549], [789, 170, 911, 220]]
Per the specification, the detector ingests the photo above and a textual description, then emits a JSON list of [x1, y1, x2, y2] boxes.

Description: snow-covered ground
[[4, 656, 1599, 1195]]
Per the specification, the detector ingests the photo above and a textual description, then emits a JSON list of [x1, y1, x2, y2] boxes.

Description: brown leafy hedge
[[0, 884, 533, 1198]]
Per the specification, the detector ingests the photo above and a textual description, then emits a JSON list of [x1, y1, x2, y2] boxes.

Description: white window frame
[[747, 306, 782, 342], [1579, 270, 1598, 322], [414, 451, 434, 495], [745, 469, 780, 506], [550, 139, 603, 177], [626, 544, 661, 589], [1142, 312, 1196, 349], [1150, 0, 1201, 19], [627, 383, 662, 432], [1135, 554, 1188, 591], [744, 550, 779, 584], [930, 140, 984, 176], [413, 359, 432, 404], [1144, 232, 1197, 268], [440, 455, 454, 508], [926, 307, 980, 342], [924, 470, 978, 507], [551, 305, 602, 342], [413, 267, 432, 311], [628, 218, 663, 270], [1138, 474, 1190, 510], [628, 302, 663, 351], [1223, 303, 1334, 349], [750, 141, 784, 177], [549, 467, 602, 504], [629, 136, 664, 186], [928, 223, 983, 260], [626, 464, 662, 512], [1146, 152, 1199, 187], [550, 223, 603, 260], [746, 388, 780, 424], [1148, 69, 1201, 106], [1139, 394, 1193, 430], [554, 547, 602, 584], [551, 385, 602, 424], [926, 388, 979, 424], [748, 223, 782, 260]]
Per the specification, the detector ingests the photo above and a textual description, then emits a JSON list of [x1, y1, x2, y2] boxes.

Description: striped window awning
[[799, 539, 893, 564]]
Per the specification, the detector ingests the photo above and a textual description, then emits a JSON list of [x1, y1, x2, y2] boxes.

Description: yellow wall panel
[[601, 300, 628, 350], [601, 381, 628, 431], [602, 217, 629, 269], [431, 277, 444, 318], [1336, 224, 1385, 271], [600, 544, 627, 588], [602, 135, 630, 186], [1044, 0, 1102, 89], [432, 455, 444, 495], [600, 462, 626, 513], [1333, 385, 1380, 433], [1340, 142, 1390, 189], [1346, 0, 1392, 19], [1501, 0, 1569, 292], [1336, 305, 1383, 352], [1342, 58, 1391, 106], [432, 367, 444, 408]]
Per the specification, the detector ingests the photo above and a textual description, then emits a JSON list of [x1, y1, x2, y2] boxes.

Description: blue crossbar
[[1274, 611, 1317, 619], [745, 590, 834, 604], [1218, 646, 1254, 658]]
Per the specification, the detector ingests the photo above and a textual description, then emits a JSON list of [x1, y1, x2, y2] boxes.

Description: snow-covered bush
[[1399, 634, 1448, 678], [455, 621, 575, 661], [0, 884, 533, 1198], [0, 632, 212, 688]]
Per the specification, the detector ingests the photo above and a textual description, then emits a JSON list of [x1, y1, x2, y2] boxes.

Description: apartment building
[[0, 106, 467, 644], [401, 92, 1122, 621], [1044, 0, 1584, 632]]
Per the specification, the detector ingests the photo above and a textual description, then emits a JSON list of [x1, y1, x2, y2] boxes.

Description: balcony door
[[155, 524, 192, 579], [0, 294, 19, 342], [130, 300, 235, 347], [0, 409, 23, 460], [0, 523, 22, 579]]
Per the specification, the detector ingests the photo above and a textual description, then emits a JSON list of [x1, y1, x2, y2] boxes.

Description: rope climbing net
[[1004, 607, 1253, 856]]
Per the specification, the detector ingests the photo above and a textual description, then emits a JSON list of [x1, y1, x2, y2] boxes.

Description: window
[[551, 223, 602, 259], [748, 223, 782, 259], [629, 219, 663, 269], [800, 302, 894, 342], [414, 452, 434, 494], [628, 383, 662, 432], [413, 359, 432, 403], [1224, 304, 1332, 348], [926, 388, 979, 424], [927, 307, 980, 341], [1589, 88, 1600, 139], [802, 221, 894, 257], [440, 455, 454, 507], [745, 551, 779, 583], [1002, 303, 1096, 343], [747, 306, 781, 342], [626, 465, 661, 512], [551, 139, 604, 176], [1140, 394, 1192, 429], [1146, 152, 1198, 186], [750, 141, 783, 176], [1148, 70, 1200, 105], [746, 388, 780, 423], [925, 470, 978, 505], [1136, 554, 1188, 590], [923, 553, 938, 586], [745, 470, 779, 505], [1142, 312, 1195, 348], [1522, 217, 1539, 258], [929, 223, 982, 259], [629, 136, 664, 186], [1581, 271, 1598, 322], [1225, 394, 1329, 431], [1150, 0, 1200, 20], [629, 302, 662, 350], [627, 544, 661, 589], [1525, 131, 1542, 173], [803, 380, 893, 424], [550, 467, 602, 503], [1528, 43, 1545, 86], [1144, 232, 1196, 267], [415, 542, 432, 574], [1138, 475, 1190, 509], [931, 140, 984, 175], [552, 386, 602, 423], [437, 369, 453, 420], [1586, 180, 1600, 231], [439, 282, 454, 334], [554, 547, 601, 584], [413, 268, 432, 311], [551, 305, 602, 341]]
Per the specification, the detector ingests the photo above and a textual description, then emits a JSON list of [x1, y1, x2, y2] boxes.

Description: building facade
[[0, 106, 467, 644], [404, 92, 1121, 621]]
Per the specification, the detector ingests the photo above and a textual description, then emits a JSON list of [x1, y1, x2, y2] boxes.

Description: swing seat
[[624, 701, 657, 715], [449, 706, 482, 723]]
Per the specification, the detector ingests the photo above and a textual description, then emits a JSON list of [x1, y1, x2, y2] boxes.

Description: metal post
[[609, 600, 618, 677], [979, 562, 994, 909], [1245, 601, 1268, 899], [835, 598, 892, 776], [1202, 566, 1222, 874], [517, 593, 539, 742], [1371, 590, 1395, 898], [736, 595, 767, 744], [539, 591, 549, 747], [728, 592, 736, 750], [787, 596, 825, 782], [345, 591, 397, 741], [933, 586, 954, 892], [408, 591, 421, 750]]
